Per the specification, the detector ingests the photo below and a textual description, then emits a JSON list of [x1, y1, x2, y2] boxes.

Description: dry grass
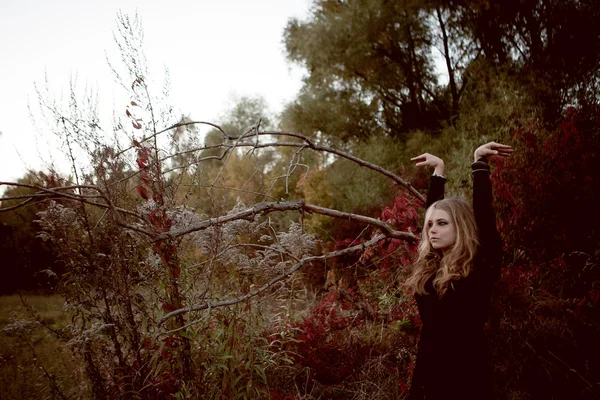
[[0, 294, 84, 400]]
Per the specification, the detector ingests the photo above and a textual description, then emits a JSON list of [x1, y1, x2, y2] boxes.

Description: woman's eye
[[439, 221, 447, 226]]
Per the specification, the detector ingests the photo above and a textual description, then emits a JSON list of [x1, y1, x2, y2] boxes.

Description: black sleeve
[[425, 175, 446, 209], [472, 160, 503, 282]]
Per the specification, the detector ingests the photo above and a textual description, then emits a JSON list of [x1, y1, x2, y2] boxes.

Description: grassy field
[[0, 295, 82, 400]]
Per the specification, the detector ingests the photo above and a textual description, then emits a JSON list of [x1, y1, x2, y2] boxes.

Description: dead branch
[[0, 182, 142, 220], [0, 182, 153, 237], [159, 200, 418, 243], [110, 120, 426, 203], [158, 233, 387, 325]]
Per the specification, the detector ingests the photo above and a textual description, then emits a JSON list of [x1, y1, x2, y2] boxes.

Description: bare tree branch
[[158, 233, 388, 325], [0, 182, 152, 236], [108, 120, 426, 203], [159, 200, 418, 243]]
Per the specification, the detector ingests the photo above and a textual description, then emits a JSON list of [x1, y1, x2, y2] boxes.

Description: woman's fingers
[[410, 154, 428, 162], [489, 141, 512, 148], [476, 142, 513, 160], [489, 142, 513, 151], [490, 143, 513, 157], [411, 153, 444, 175], [411, 154, 433, 165]]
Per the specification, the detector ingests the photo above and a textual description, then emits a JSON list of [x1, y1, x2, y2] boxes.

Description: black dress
[[408, 160, 502, 400]]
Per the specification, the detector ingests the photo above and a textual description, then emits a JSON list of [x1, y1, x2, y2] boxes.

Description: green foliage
[[0, 295, 76, 399], [280, 83, 386, 141], [283, 0, 600, 149], [283, 0, 445, 138], [327, 136, 407, 212], [447, 0, 600, 120], [221, 95, 275, 135], [201, 309, 272, 399], [4, 3, 600, 399], [431, 60, 536, 196]]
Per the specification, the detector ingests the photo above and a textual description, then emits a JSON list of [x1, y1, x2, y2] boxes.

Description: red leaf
[[140, 171, 151, 186], [125, 109, 132, 117], [132, 121, 142, 129], [132, 139, 141, 147], [131, 101, 138, 106], [132, 77, 144, 89], [135, 185, 149, 200], [137, 148, 149, 163]]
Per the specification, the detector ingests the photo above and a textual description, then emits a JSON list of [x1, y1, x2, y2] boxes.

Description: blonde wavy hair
[[405, 198, 479, 296]]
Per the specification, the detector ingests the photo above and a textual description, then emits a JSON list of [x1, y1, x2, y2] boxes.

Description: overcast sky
[[0, 0, 312, 184]]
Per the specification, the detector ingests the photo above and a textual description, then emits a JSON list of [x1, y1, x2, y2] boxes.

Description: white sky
[[0, 0, 312, 184]]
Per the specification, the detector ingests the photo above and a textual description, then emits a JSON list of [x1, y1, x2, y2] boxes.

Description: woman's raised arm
[[472, 142, 512, 280], [411, 153, 446, 209]]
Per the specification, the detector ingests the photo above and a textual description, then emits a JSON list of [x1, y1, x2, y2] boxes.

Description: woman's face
[[427, 209, 456, 253]]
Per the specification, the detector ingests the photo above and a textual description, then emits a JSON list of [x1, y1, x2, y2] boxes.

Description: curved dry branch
[[259, 131, 424, 202], [111, 120, 425, 203], [158, 233, 387, 325], [114, 120, 228, 159], [159, 200, 418, 243], [0, 197, 36, 212], [0, 182, 152, 236]]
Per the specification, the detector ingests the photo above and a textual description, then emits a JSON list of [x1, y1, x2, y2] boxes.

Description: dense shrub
[[490, 107, 600, 399], [272, 193, 422, 398]]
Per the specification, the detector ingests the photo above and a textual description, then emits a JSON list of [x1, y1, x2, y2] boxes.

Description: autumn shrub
[[276, 288, 417, 399], [489, 107, 600, 399], [0, 296, 78, 400], [196, 308, 274, 399], [271, 192, 422, 399]]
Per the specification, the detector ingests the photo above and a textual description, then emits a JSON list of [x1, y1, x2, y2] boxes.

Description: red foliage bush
[[489, 107, 600, 398], [291, 290, 367, 384], [284, 193, 422, 394], [492, 107, 600, 258]]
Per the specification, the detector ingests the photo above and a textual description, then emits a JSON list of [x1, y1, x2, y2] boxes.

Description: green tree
[[175, 96, 281, 216], [284, 0, 600, 144], [445, 0, 600, 121], [284, 0, 446, 139]]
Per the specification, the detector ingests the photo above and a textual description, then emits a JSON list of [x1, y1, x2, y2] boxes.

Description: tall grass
[[0, 295, 83, 400]]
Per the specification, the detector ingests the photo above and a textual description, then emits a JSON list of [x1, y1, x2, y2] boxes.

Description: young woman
[[406, 142, 513, 400]]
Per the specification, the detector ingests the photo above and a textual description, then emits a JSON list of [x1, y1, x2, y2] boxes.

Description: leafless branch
[[159, 200, 418, 243], [0, 182, 153, 237], [158, 233, 387, 325], [108, 120, 426, 203]]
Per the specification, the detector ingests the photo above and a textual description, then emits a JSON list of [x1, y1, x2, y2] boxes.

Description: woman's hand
[[474, 142, 513, 162], [411, 153, 445, 176]]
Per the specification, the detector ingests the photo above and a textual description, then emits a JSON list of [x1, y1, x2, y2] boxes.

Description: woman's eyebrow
[[428, 218, 448, 224]]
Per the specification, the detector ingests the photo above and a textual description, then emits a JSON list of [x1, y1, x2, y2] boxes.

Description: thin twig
[[158, 234, 387, 324], [160, 200, 418, 242], [108, 120, 426, 203]]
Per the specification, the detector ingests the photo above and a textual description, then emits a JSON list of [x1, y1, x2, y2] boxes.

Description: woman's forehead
[[429, 209, 451, 220]]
